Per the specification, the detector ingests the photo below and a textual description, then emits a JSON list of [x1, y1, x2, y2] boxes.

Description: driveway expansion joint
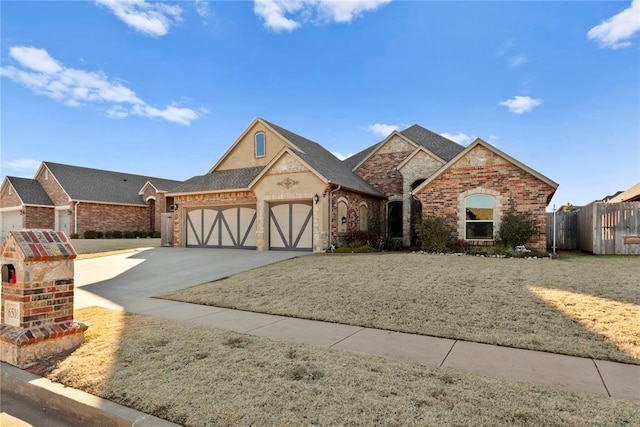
[[592, 358, 612, 398], [439, 340, 458, 367]]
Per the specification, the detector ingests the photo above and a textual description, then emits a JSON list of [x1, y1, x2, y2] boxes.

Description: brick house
[[0, 162, 181, 238], [169, 118, 557, 252]]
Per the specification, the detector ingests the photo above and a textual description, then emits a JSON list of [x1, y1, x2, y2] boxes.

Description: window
[[359, 204, 368, 231], [338, 200, 348, 233], [255, 132, 265, 158], [465, 195, 494, 239]]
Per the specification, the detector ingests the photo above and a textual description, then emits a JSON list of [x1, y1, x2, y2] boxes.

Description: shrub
[[83, 230, 97, 239], [70, 233, 79, 239], [124, 230, 135, 238], [497, 207, 538, 248], [151, 231, 161, 238], [96, 231, 104, 239], [342, 230, 382, 249], [334, 245, 377, 253], [105, 230, 114, 239], [414, 216, 455, 252], [138, 230, 149, 238], [112, 230, 123, 239]]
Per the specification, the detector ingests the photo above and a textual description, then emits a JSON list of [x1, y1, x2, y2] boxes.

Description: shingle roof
[[43, 162, 183, 205], [399, 125, 465, 161], [169, 167, 265, 194], [7, 177, 54, 206], [343, 125, 465, 170], [263, 120, 384, 197]]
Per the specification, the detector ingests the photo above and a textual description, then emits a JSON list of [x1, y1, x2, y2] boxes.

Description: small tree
[[415, 215, 454, 252], [497, 207, 538, 248]]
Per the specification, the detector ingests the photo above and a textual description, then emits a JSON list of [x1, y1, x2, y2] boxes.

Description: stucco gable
[[209, 118, 303, 172], [249, 148, 328, 188], [412, 138, 558, 196]]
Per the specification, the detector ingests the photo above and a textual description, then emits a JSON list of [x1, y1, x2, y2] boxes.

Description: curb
[[1, 362, 180, 427]]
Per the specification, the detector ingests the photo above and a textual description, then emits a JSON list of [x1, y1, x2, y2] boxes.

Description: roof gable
[[249, 148, 328, 189], [4, 177, 54, 206], [412, 138, 559, 194], [349, 131, 418, 171], [396, 146, 446, 171], [209, 118, 302, 172]]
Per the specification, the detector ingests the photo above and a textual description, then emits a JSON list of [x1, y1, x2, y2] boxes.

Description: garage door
[[1, 210, 22, 239], [269, 202, 313, 251], [186, 206, 257, 248]]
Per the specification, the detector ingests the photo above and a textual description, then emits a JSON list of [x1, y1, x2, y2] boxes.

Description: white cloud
[[1, 45, 203, 125], [366, 123, 399, 137], [95, 0, 183, 37], [499, 95, 543, 114], [588, 0, 640, 49], [489, 135, 499, 140], [440, 132, 475, 146], [195, 0, 211, 19], [1, 158, 41, 174], [509, 54, 527, 67], [254, 0, 391, 32]]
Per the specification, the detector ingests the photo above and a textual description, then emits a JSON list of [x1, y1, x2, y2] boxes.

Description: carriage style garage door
[[186, 206, 257, 248], [269, 202, 313, 251]]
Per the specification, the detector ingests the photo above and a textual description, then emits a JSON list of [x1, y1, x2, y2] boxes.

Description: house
[[0, 162, 182, 238], [606, 182, 640, 203], [168, 118, 558, 252]]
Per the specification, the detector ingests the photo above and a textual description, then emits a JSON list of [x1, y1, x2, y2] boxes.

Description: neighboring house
[[168, 118, 558, 252], [0, 162, 182, 238], [607, 182, 640, 203]]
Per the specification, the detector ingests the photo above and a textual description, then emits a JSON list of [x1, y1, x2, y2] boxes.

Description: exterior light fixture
[[313, 194, 319, 204], [341, 216, 347, 224], [19, 209, 24, 216]]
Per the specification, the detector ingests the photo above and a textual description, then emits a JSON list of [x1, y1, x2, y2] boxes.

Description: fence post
[[553, 204, 556, 256]]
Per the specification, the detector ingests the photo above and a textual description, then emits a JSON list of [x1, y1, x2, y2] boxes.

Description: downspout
[[74, 201, 80, 235], [328, 184, 341, 248]]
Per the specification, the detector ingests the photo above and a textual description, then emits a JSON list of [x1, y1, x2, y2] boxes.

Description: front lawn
[[45, 307, 640, 426], [160, 253, 640, 364]]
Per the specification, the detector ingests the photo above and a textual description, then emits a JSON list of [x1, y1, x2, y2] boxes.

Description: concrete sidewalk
[[113, 297, 640, 402]]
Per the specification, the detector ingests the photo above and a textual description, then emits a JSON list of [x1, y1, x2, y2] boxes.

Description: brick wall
[[36, 168, 69, 206], [74, 202, 149, 235], [0, 184, 22, 208], [354, 136, 415, 197], [414, 145, 556, 251], [172, 191, 257, 246], [24, 206, 55, 229]]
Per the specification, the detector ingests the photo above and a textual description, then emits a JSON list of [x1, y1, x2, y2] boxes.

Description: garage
[[186, 206, 257, 248], [1, 210, 23, 239], [269, 202, 313, 251]]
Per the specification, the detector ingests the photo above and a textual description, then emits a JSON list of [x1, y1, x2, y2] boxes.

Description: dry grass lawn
[[160, 253, 640, 364], [47, 307, 640, 427]]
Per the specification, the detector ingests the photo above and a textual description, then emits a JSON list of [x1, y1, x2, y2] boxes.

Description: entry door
[[57, 210, 70, 235], [186, 206, 257, 248], [269, 202, 313, 251]]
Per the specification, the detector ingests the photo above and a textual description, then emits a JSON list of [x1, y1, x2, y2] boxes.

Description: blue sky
[[1, 0, 639, 208]]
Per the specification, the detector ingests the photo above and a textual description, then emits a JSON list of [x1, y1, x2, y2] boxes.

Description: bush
[[334, 245, 377, 253], [96, 231, 104, 239], [414, 216, 455, 252], [83, 230, 97, 239], [342, 230, 382, 249], [70, 233, 79, 239], [138, 230, 149, 238], [112, 230, 123, 239], [497, 207, 538, 248], [151, 231, 161, 238], [124, 231, 135, 238], [105, 230, 114, 239]]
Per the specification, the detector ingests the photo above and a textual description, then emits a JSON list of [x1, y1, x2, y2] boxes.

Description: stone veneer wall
[[414, 145, 555, 251], [329, 188, 384, 245], [24, 206, 55, 230], [172, 191, 257, 247]]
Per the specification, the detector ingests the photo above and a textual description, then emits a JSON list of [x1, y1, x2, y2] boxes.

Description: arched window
[[255, 132, 265, 158], [465, 195, 494, 239], [359, 203, 368, 231], [338, 199, 348, 233]]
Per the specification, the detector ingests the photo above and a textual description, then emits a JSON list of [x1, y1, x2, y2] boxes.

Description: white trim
[[0, 207, 22, 213], [458, 188, 502, 241]]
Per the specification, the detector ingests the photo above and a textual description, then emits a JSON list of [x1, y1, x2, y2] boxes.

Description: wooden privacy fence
[[547, 202, 640, 254], [546, 211, 578, 250]]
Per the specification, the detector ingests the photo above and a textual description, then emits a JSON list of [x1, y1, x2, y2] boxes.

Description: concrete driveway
[[74, 247, 303, 311]]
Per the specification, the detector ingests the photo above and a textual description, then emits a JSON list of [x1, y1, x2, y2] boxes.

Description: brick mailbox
[[0, 230, 87, 368]]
